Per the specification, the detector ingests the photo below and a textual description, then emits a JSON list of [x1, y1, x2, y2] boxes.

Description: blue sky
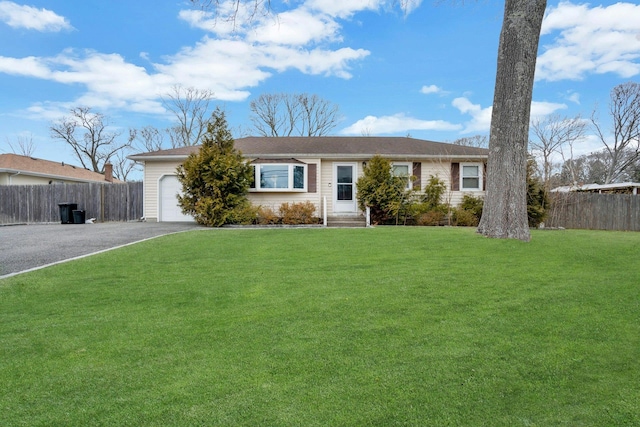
[[1, 0, 639, 175]]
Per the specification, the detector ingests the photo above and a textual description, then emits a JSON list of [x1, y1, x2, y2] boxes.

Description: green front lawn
[[1, 227, 639, 426]]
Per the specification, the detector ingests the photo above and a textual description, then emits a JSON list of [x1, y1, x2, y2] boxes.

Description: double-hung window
[[460, 163, 482, 191], [250, 161, 307, 192], [391, 162, 413, 189]]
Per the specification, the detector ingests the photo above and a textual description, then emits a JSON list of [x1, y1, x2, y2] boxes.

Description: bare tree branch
[[250, 93, 339, 137], [50, 107, 131, 173], [6, 134, 36, 157], [452, 135, 489, 148], [161, 85, 216, 146], [112, 149, 140, 181], [530, 114, 586, 191], [130, 126, 166, 152], [591, 82, 640, 184]]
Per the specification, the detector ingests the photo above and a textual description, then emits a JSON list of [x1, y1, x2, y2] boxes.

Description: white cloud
[[340, 113, 461, 135], [180, 3, 345, 47], [178, 7, 247, 36], [0, 35, 368, 120], [305, 0, 383, 19], [529, 101, 567, 121], [0, 0, 377, 120], [420, 84, 441, 95], [247, 9, 342, 46], [537, 2, 640, 81], [564, 91, 580, 105], [452, 97, 568, 134], [399, 0, 424, 16], [0, 55, 51, 78], [451, 97, 492, 133], [0, 1, 72, 32]]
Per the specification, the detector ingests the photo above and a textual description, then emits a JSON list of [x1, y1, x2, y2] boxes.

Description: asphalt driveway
[[0, 222, 203, 279]]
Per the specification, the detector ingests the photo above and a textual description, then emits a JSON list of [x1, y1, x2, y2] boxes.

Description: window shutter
[[307, 163, 317, 193], [483, 163, 487, 191], [412, 162, 422, 189], [451, 163, 460, 191]]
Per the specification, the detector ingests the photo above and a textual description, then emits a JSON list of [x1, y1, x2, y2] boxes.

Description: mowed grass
[[1, 227, 639, 426]]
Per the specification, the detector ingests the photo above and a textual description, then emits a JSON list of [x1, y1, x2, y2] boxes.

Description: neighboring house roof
[[0, 153, 118, 183], [551, 182, 640, 193], [128, 136, 489, 161]]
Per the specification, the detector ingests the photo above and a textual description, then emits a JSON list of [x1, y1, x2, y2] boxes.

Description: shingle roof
[[128, 136, 489, 160], [0, 153, 117, 183]]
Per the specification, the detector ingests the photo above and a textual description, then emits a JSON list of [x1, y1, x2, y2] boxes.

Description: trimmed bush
[[451, 207, 480, 226], [459, 194, 484, 222], [415, 210, 445, 226], [280, 201, 319, 225], [256, 206, 280, 225], [226, 203, 259, 225]]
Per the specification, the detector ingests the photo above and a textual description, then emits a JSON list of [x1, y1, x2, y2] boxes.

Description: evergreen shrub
[[177, 109, 253, 226]]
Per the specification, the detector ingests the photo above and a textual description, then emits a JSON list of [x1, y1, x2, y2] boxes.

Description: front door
[[333, 163, 357, 213]]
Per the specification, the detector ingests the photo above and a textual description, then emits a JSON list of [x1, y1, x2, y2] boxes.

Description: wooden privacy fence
[[0, 182, 143, 224], [546, 192, 640, 231]]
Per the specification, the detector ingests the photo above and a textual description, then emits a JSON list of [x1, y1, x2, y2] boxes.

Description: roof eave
[[127, 154, 191, 161], [0, 168, 107, 183], [130, 153, 488, 161]]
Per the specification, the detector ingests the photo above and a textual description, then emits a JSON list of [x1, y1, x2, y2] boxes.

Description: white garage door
[[159, 175, 194, 222]]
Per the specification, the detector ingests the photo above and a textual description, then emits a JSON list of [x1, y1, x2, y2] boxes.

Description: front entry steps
[[326, 215, 367, 228]]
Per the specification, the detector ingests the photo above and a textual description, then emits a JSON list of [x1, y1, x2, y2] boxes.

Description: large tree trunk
[[477, 0, 547, 242]]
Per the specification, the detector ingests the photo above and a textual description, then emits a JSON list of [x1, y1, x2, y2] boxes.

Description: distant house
[[0, 154, 117, 185], [129, 136, 489, 223], [551, 182, 640, 195]]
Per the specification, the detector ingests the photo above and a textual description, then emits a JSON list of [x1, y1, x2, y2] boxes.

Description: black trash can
[[58, 203, 78, 224], [72, 210, 86, 224]]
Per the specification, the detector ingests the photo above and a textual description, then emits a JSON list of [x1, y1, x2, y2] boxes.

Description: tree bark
[[477, 0, 547, 242]]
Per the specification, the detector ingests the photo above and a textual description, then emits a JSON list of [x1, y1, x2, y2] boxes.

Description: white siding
[[140, 158, 486, 221], [143, 161, 182, 221], [320, 158, 367, 215]]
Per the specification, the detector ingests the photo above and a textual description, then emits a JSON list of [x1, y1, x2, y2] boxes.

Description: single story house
[[0, 153, 117, 185], [128, 136, 489, 222]]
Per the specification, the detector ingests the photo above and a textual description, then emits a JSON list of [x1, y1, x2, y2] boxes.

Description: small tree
[[411, 175, 447, 226], [177, 108, 254, 226], [421, 175, 447, 211], [356, 155, 409, 224]]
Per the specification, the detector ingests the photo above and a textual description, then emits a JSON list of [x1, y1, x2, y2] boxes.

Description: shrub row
[[255, 201, 321, 225]]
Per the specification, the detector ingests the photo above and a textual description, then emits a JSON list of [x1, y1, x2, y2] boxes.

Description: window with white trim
[[250, 163, 306, 191], [391, 162, 413, 189], [461, 163, 482, 191]]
